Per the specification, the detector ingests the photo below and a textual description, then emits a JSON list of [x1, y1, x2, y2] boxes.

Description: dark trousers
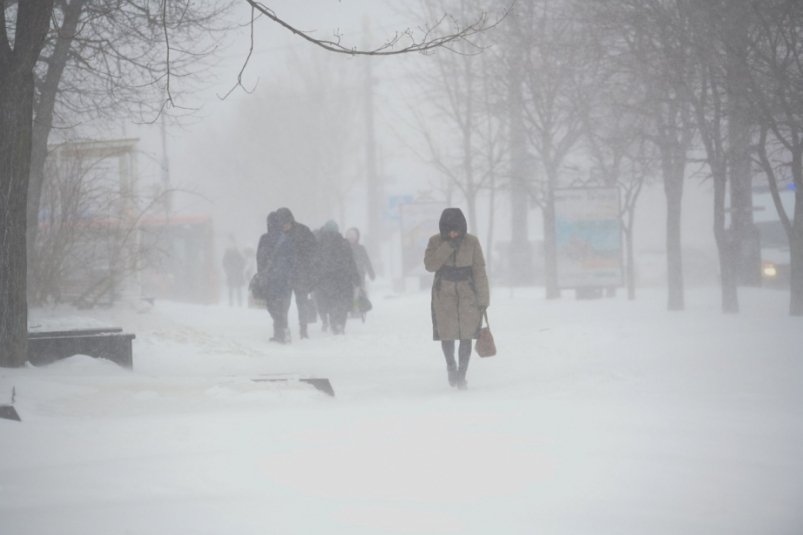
[[267, 287, 292, 337], [293, 288, 313, 329], [316, 290, 349, 334]]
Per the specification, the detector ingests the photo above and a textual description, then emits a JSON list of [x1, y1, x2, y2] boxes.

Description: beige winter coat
[[424, 233, 490, 341]]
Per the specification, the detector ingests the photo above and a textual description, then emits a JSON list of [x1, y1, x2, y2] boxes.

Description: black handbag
[[249, 271, 268, 300], [356, 287, 372, 313]]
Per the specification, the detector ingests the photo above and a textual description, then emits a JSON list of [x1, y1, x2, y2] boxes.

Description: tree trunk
[[713, 162, 739, 313], [726, 0, 755, 293], [790, 214, 803, 316], [790, 152, 803, 316], [27, 0, 87, 293], [625, 225, 635, 301], [625, 202, 637, 300], [508, 60, 531, 286], [0, 0, 56, 367], [543, 188, 560, 299], [664, 157, 685, 311], [0, 74, 36, 367]]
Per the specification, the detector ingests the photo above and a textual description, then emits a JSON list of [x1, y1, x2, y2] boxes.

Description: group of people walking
[[254, 208, 374, 343], [234, 205, 489, 390]]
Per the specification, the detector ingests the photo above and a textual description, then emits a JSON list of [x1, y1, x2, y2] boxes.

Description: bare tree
[[30, 139, 171, 308], [407, 0, 507, 249], [1, 0, 54, 367], [0, 0, 497, 366], [572, 21, 655, 299], [744, 0, 803, 315], [27, 0, 233, 291], [512, 0, 593, 299], [597, 0, 696, 310], [671, 0, 754, 314]]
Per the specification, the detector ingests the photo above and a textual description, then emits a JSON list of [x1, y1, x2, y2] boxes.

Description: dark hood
[[275, 207, 295, 227], [439, 208, 467, 238], [266, 211, 279, 232]]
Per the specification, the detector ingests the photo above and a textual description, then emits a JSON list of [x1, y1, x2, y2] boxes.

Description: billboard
[[554, 187, 623, 288]]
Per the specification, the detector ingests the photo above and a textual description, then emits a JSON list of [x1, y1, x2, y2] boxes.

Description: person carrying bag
[[424, 207, 490, 390]]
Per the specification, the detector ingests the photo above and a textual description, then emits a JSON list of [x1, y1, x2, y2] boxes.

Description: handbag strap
[[483, 310, 490, 328]]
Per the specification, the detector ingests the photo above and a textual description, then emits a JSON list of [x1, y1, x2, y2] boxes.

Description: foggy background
[[36, 0, 733, 305], [118, 1, 718, 291]]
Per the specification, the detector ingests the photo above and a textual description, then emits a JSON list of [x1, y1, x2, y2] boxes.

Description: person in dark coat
[[345, 227, 375, 286], [424, 208, 490, 389], [315, 221, 360, 335], [274, 207, 318, 339], [345, 227, 375, 320], [222, 237, 246, 307], [256, 212, 292, 343]]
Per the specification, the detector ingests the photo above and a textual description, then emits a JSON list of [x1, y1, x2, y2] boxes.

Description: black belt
[[439, 266, 472, 282]]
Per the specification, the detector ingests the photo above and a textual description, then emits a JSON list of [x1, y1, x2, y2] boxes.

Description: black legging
[[441, 339, 471, 378]]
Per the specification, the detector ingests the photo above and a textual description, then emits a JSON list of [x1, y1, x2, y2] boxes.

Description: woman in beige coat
[[424, 208, 490, 389]]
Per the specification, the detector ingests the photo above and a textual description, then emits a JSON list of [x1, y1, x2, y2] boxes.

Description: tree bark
[[0, 74, 33, 367], [790, 212, 803, 316], [725, 0, 755, 294], [507, 46, 532, 286], [0, 0, 55, 368], [663, 153, 685, 311], [714, 169, 739, 313], [790, 149, 803, 316], [543, 188, 560, 299]]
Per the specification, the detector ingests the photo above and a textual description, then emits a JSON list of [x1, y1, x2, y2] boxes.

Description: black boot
[[270, 325, 282, 343], [271, 327, 290, 344]]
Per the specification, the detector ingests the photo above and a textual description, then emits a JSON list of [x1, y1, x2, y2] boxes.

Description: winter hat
[[439, 208, 467, 238], [275, 207, 295, 227], [322, 220, 339, 234]]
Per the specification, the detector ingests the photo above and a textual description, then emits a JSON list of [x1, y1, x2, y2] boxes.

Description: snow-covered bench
[[27, 328, 135, 369]]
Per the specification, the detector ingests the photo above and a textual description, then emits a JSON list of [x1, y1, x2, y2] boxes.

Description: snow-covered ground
[[2, 285, 802, 534]]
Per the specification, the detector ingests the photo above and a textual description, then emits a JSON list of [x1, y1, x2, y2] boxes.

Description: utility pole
[[363, 17, 382, 271]]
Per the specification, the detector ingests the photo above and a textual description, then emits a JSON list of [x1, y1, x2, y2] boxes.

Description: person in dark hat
[[424, 208, 490, 389], [256, 211, 292, 342], [346, 227, 375, 320], [272, 207, 318, 340]]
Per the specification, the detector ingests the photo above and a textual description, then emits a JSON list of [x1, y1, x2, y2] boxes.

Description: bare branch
[[243, 0, 498, 56], [218, 4, 258, 100]]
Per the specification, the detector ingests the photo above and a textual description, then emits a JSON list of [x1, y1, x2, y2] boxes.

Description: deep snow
[[1, 285, 802, 534]]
